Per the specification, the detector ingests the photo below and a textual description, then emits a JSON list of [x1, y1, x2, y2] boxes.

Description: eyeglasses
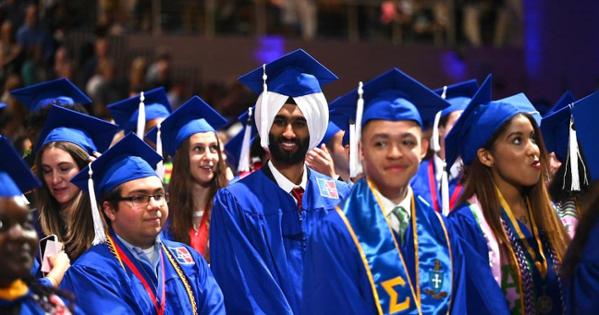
[[116, 193, 169, 208]]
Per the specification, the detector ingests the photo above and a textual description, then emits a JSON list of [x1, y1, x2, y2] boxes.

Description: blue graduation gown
[[0, 286, 82, 314], [411, 159, 462, 212], [449, 203, 558, 315], [210, 167, 351, 314], [302, 178, 468, 315], [564, 216, 599, 314], [61, 233, 224, 315]]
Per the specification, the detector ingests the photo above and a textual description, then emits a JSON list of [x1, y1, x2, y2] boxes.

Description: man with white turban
[[210, 49, 352, 315]]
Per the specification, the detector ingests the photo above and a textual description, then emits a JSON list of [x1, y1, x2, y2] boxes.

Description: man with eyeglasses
[[61, 134, 224, 315]]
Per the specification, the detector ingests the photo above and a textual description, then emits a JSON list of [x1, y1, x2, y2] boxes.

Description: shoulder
[[307, 169, 352, 204], [309, 209, 359, 256]]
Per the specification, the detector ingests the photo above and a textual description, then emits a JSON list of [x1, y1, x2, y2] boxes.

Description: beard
[[268, 133, 310, 166]]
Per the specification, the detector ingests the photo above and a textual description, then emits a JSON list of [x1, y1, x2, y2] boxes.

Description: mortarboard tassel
[[238, 107, 253, 173], [349, 81, 364, 178], [260, 64, 269, 149], [431, 109, 450, 214], [565, 115, 589, 192], [87, 162, 106, 245], [155, 121, 165, 179], [136, 91, 146, 139]]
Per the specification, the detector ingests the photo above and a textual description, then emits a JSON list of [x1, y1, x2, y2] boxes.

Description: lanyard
[[108, 235, 166, 315], [427, 162, 462, 212], [496, 188, 548, 278]]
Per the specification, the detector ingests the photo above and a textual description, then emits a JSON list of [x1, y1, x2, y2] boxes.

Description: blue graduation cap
[[107, 87, 171, 132], [146, 95, 227, 156], [238, 49, 338, 150], [0, 102, 6, 111], [318, 120, 342, 147], [329, 68, 449, 128], [70, 133, 162, 244], [10, 78, 92, 112], [445, 75, 541, 169], [434, 79, 479, 117], [71, 133, 162, 198], [35, 105, 119, 155], [572, 91, 599, 181], [225, 108, 258, 173], [0, 136, 41, 196], [546, 90, 575, 116], [238, 49, 338, 97]]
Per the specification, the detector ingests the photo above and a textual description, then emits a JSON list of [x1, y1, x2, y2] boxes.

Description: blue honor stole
[[336, 179, 453, 315]]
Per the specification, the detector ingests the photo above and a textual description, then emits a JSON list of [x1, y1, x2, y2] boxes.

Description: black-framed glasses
[[117, 193, 169, 208]]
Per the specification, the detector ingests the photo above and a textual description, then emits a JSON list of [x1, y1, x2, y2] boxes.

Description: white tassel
[[136, 91, 146, 139], [238, 107, 253, 173], [349, 82, 364, 178], [431, 110, 443, 153], [431, 109, 449, 213], [155, 122, 165, 180], [87, 163, 106, 245], [568, 116, 581, 192], [260, 64, 269, 148], [440, 85, 448, 99], [355, 82, 364, 146], [349, 122, 358, 178], [441, 163, 450, 215]]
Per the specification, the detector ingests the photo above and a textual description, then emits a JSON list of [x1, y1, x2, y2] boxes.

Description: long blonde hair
[[457, 113, 569, 261]]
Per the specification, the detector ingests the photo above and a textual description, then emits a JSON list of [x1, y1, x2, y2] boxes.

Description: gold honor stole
[[336, 179, 453, 315]]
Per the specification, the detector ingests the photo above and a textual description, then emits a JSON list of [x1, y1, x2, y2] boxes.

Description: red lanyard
[[427, 161, 462, 212], [111, 236, 166, 315]]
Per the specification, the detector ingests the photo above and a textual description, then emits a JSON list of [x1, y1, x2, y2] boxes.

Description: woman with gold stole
[[446, 76, 569, 315], [302, 68, 482, 314]]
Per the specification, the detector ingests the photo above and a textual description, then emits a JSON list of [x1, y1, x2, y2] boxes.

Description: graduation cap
[[572, 91, 599, 182], [146, 95, 227, 157], [107, 87, 171, 135], [0, 136, 41, 197], [71, 133, 162, 245], [318, 120, 342, 147], [238, 49, 338, 150], [10, 78, 92, 112], [225, 108, 258, 173], [546, 90, 575, 116], [542, 90, 599, 190], [35, 105, 119, 155], [0, 102, 6, 111], [434, 79, 479, 117], [445, 75, 541, 170], [329, 68, 449, 177]]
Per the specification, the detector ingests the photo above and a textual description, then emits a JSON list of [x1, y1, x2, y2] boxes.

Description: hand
[[306, 144, 337, 179], [46, 251, 71, 287]]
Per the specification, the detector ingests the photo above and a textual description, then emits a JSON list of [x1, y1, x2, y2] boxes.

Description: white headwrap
[[254, 90, 329, 151]]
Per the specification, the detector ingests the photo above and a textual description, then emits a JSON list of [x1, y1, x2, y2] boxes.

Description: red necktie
[[291, 187, 304, 211]]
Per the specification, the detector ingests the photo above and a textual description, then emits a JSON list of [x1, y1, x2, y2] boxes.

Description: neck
[[114, 228, 155, 249], [271, 159, 304, 185], [495, 177, 527, 216], [191, 182, 211, 211], [378, 182, 409, 204]]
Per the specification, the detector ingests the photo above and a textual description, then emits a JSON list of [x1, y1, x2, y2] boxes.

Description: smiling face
[[0, 198, 38, 285], [188, 132, 220, 186], [41, 146, 82, 208], [360, 120, 426, 201], [268, 103, 310, 167], [479, 114, 543, 190]]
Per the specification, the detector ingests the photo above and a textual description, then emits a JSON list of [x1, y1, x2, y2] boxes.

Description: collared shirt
[[378, 186, 413, 234], [116, 234, 162, 278], [267, 160, 308, 205]]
